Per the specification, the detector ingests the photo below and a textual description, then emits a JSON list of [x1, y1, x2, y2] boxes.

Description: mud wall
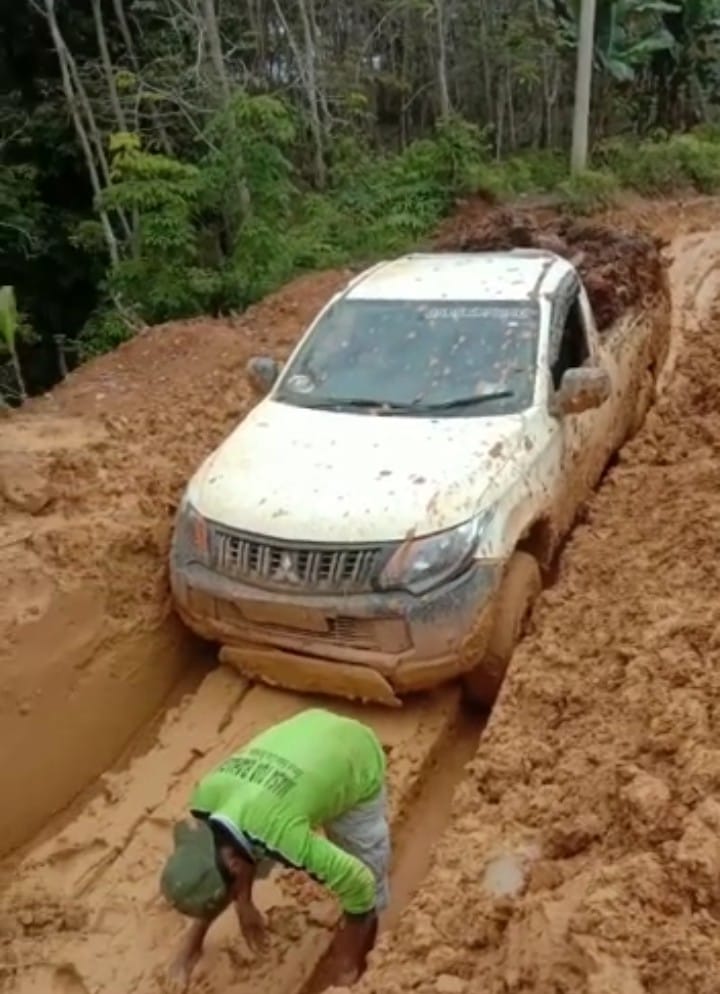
[[0, 601, 192, 853], [0, 271, 351, 855]]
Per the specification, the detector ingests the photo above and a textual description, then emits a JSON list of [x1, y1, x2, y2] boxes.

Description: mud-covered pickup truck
[[170, 250, 668, 706]]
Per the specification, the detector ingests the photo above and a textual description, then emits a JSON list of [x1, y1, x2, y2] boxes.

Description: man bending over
[[160, 707, 390, 991]]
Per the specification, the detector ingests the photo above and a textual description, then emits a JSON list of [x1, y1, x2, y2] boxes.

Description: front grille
[[211, 526, 386, 593], [217, 606, 384, 650]]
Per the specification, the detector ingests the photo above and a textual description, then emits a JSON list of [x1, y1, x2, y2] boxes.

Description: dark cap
[[160, 819, 229, 919]]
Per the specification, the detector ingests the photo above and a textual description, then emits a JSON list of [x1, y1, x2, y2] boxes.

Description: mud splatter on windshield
[[276, 299, 539, 417]]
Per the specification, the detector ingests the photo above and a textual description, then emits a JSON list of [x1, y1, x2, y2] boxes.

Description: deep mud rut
[[3, 200, 720, 994]]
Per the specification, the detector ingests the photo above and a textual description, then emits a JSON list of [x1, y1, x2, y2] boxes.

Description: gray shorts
[[325, 786, 391, 912]]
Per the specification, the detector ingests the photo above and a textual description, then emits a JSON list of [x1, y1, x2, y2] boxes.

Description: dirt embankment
[[0, 270, 351, 854], [350, 210, 720, 994], [0, 196, 670, 856]]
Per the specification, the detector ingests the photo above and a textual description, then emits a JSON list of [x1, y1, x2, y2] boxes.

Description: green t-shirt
[[190, 708, 386, 914]]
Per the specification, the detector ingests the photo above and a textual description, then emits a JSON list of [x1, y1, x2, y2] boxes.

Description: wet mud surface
[[2, 197, 720, 994], [0, 678, 470, 994]]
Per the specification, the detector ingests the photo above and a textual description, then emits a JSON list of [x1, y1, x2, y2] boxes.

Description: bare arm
[[230, 859, 267, 952]]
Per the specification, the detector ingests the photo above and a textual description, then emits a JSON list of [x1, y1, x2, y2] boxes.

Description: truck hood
[[187, 400, 534, 543]]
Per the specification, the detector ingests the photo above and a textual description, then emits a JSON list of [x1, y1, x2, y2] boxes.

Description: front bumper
[[170, 555, 501, 704]]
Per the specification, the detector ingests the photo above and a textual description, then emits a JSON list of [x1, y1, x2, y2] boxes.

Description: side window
[[551, 294, 590, 389]]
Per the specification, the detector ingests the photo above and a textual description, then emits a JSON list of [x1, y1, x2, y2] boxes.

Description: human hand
[[322, 913, 377, 990]]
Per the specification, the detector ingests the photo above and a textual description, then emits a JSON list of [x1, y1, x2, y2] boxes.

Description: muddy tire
[[628, 369, 654, 439], [462, 551, 541, 708]]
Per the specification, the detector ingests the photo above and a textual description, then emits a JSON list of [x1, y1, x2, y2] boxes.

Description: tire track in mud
[[350, 227, 720, 994], [0, 672, 480, 994]]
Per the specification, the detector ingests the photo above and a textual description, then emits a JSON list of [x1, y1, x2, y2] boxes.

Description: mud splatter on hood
[[187, 399, 533, 543]]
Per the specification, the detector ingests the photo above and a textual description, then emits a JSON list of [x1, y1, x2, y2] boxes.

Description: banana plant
[[595, 0, 680, 81], [668, 0, 720, 93], [0, 285, 28, 402], [549, 0, 681, 82]]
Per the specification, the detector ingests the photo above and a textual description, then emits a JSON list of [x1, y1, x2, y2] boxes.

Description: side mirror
[[246, 356, 281, 395], [555, 366, 611, 416]]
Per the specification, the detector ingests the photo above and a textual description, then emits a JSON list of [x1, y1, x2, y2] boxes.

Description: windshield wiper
[[286, 390, 514, 414], [408, 390, 514, 412], [290, 396, 410, 411]]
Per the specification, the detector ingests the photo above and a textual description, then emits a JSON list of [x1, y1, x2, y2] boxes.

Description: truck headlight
[[173, 495, 209, 562], [379, 517, 483, 594]]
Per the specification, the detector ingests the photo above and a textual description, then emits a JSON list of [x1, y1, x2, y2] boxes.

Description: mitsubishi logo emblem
[[273, 552, 301, 585]]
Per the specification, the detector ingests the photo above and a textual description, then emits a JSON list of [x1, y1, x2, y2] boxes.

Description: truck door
[[547, 280, 606, 521]]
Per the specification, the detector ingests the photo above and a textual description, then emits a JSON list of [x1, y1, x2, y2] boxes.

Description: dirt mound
[[0, 268, 351, 854], [352, 222, 720, 994], [434, 200, 667, 330]]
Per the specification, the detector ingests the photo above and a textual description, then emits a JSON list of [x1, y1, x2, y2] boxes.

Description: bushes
[[557, 169, 621, 214], [595, 132, 720, 195]]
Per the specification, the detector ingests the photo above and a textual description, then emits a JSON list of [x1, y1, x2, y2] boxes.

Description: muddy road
[[2, 199, 720, 994], [0, 680, 480, 994]]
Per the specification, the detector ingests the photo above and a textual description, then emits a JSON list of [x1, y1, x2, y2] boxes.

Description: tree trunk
[[270, 0, 327, 188], [435, 0, 451, 118], [201, 0, 231, 100], [91, 0, 127, 131], [42, 0, 120, 266], [111, 0, 174, 154]]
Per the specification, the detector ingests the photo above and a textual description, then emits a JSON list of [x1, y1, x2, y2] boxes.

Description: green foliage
[[0, 165, 43, 260], [82, 112, 499, 350], [557, 169, 621, 214], [101, 135, 217, 327], [0, 285, 19, 356], [0, 284, 34, 402], [7, 0, 720, 394], [287, 118, 493, 267], [77, 307, 136, 359], [596, 132, 720, 192], [80, 110, 720, 358], [557, 0, 681, 82]]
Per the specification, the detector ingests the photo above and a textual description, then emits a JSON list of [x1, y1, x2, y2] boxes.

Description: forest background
[[1, 0, 719, 401]]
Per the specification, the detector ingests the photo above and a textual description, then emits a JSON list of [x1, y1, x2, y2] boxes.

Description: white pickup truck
[[170, 250, 668, 706]]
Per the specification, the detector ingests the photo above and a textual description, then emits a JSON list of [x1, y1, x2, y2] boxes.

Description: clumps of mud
[[434, 201, 668, 330], [0, 887, 88, 940]]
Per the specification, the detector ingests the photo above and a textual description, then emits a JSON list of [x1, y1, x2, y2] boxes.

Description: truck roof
[[345, 250, 576, 303]]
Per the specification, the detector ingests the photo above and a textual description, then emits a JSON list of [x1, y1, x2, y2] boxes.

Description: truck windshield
[[274, 298, 540, 417]]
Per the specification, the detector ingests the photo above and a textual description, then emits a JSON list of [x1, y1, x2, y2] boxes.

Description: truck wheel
[[462, 551, 541, 708], [628, 369, 654, 438]]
